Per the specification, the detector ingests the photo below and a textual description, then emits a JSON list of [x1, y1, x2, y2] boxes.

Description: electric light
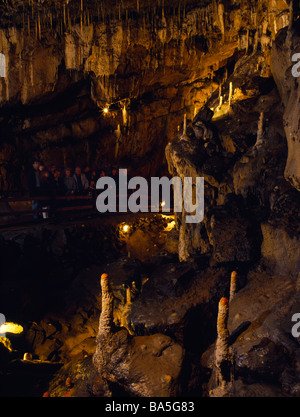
[[123, 224, 129, 232], [103, 107, 109, 114], [0, 322, 23, 334], [165, 220, 176, 231], [161, 214, 176, 231]]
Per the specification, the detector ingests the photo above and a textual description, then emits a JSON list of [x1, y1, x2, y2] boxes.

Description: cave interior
[[0, 0, 300, 398]]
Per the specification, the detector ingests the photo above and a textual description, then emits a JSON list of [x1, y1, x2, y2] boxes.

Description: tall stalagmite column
[[215, 297, 231, 387], [98, 273, 114, 336], [229, 271, 238, 302]]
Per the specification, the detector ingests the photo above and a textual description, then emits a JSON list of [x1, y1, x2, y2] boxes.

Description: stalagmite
[[0, 53, 5, 78], [215, 297, 231, 388], [180, 113, 190, 141], [122, 103, 128, 126], [23, 352, 32, 361], [229, 271, 238, 302], [255, 111, 264, 148], [114, 124, 122, 160], [126, 286, 132, 306], [98, 273, 114, 336], [114, 283, 135, 335], [217, 95, 223, 112]]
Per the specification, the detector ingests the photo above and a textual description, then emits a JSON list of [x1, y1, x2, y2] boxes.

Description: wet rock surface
[[201, 271, 300, 397]]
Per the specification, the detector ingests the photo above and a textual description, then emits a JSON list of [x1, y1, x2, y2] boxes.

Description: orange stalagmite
[[216, 297, 229, 352], [98, 273, 114, 336], [215, 297, 231, 388], [217, 297, 229, 339], [229, 271, 238, 302]]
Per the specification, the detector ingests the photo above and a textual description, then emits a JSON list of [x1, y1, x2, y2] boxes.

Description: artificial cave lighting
[[0, 322, 23, 335], [161, 214, 176, 231], [0, 322, 24, 353]]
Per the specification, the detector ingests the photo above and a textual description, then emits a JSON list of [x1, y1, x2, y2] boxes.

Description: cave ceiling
[[0, 0, 211, 28]]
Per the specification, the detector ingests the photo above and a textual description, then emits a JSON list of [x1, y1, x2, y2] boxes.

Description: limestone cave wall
[[0, 0, 292, 192]]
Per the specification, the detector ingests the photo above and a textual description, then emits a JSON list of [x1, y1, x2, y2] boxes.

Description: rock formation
[[0, 0, 292, 192], [93, 273, 184, 397], [271, 16, 300, 191], [0, 0, 300, 399], [210, 297, 233, 396], [229, 271, 238, 302]]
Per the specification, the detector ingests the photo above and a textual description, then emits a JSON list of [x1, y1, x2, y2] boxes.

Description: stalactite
[[67, 7, 71, 30], [288, 0, 295, 31], [183, 113, 187, 135], [80, 0, 83, 33], [38, 12, 41, 40], [29, 52, 34, 87], [246, 28, 249, 54], [218, 2, 225, 40], [63, 4, 66, 27]]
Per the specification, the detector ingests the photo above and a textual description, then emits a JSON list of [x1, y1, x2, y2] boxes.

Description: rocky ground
[[0, 206, 299, 397]]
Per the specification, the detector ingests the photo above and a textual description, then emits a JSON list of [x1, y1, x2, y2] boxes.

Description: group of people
[[27, 160, 118, 219], [27, 160, 117, 198]]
